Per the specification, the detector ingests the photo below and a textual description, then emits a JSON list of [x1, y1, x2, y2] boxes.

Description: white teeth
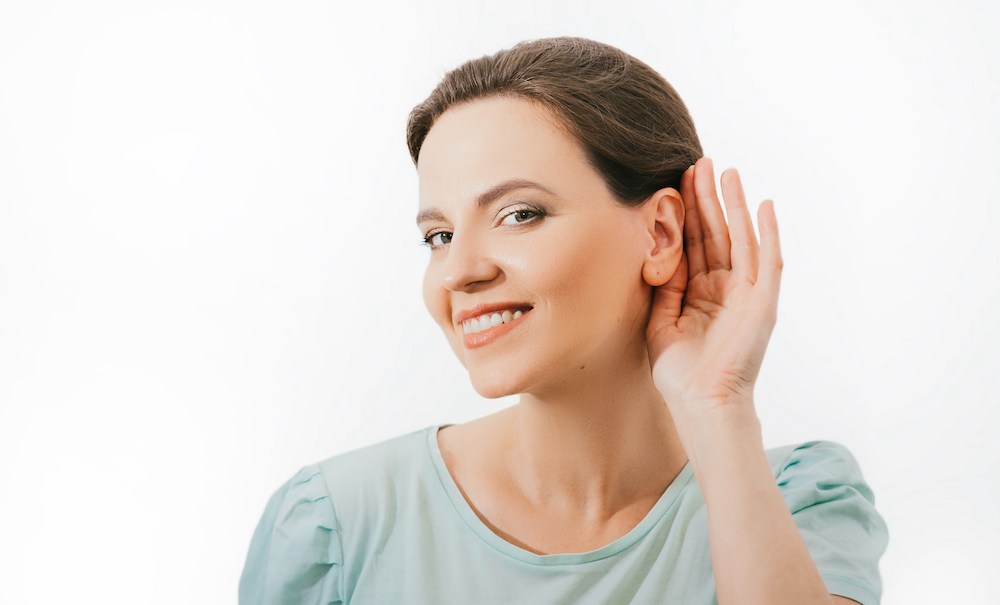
[[462, 308, 529, 334]]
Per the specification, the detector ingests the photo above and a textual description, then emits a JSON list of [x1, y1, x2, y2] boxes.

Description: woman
[[239, 37, 888, 604]]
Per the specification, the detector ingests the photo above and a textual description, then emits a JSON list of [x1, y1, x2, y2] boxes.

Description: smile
[[462, 309, 528, 334], [462, 308, 532, 349]]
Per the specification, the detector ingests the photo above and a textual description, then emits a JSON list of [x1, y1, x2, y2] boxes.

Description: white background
[[1, 0, 997, 603]]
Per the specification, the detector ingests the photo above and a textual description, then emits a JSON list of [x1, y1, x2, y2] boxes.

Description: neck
[[500, 345, 689, 520]]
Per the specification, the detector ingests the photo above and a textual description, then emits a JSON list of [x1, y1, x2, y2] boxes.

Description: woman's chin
[[468, 371, 528, 400]]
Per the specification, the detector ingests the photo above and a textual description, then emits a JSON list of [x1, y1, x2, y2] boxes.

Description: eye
[[418, 205, 545, 251], [420, 231, 452, 249], [499, 205, 545, 226]]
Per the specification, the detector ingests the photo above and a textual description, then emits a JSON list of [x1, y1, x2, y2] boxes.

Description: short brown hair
[[405, 36, 703, 206]]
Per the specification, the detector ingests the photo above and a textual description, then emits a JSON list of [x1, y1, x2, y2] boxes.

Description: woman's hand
[[647, 160, 840, 605], [646, 157, 783, 416]]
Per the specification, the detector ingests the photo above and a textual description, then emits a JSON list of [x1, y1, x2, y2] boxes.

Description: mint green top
[[239, 424, 888, 604]]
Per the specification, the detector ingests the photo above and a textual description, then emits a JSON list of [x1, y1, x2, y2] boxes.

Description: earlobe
[[641, 187, 685, 287]]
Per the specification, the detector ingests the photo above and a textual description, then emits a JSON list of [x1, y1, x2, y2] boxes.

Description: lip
[[454, 302, 533, 324], [462, 307, 532, 349]]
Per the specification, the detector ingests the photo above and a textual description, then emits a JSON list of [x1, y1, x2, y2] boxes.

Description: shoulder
[[763, 440, 889, 605], [313, 425, 433, 496], [764, 439, 865, 474], [239, 464, 344, 604], [262, 425, 432, 525], [310, 425, 441, 535], [764, 440, 875, 504], [239, 426, 437, 605]]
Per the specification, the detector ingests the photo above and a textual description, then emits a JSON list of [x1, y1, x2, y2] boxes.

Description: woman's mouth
[[462, 307, 533, 348]]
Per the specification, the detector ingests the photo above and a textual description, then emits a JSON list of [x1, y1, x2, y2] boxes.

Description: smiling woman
[[416, 95, 680, 400], [238, 37, 888, 605]]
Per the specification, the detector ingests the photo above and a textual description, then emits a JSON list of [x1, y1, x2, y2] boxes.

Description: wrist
[[671, 397, 761, 439], [672, 402, 765, 475]]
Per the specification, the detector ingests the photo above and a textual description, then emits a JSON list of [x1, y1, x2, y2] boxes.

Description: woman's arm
[[679, 404, 840, 605], [645, 158, 873, 604]]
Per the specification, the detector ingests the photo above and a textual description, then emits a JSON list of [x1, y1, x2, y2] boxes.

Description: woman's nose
[[441, 233, 499, 292]]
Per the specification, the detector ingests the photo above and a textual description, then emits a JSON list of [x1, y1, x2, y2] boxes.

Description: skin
[[416, 96, 857, 605]]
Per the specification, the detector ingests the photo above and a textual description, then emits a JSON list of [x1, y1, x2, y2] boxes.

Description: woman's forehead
[[416, 97, 590, 207]]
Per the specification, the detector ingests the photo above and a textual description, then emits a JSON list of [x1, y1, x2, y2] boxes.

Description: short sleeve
[[239, 465, 344, 605], [776, 441, 890, 605]]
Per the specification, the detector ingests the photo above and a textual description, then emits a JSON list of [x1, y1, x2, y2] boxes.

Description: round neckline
[[424, 423, 695, 566]]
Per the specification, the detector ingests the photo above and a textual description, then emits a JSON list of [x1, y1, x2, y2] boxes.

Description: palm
[[647, 158, 784, 411]]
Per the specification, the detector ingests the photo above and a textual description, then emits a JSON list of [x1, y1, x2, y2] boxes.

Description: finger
[[693, 157, 732, 271], [680, 164, 707, 278], [719, 168, 760, 283], [652, 249, 687, 324], [756, 200, 783, 305], [648, 251, 688, 358]]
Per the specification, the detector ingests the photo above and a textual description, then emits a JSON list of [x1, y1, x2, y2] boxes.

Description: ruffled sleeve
[[776, 440, 890, 605], [239, 465, 344, 605]]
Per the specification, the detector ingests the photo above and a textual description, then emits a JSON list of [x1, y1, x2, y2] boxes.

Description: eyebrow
[[415, 178, 556, 226]]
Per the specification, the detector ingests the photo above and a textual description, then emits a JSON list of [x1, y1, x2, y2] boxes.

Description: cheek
[[537, 223, 639, 318], [546, 222, 626, 283], [422, 269, 442, 322], [422, 265, 469, 366], [423, 265, 458, 337]]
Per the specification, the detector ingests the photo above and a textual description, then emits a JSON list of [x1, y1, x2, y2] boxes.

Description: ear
[[641, 187, 685, 287]]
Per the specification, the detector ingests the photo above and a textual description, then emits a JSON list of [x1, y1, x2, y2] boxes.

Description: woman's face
[[417, 96, 658, 398]]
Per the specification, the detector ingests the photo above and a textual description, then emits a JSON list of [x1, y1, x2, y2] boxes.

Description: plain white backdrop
[[1, 0, 997, 602]]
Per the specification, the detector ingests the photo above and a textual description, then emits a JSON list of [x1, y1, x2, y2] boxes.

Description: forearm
[[677, 403, 834, 605]]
